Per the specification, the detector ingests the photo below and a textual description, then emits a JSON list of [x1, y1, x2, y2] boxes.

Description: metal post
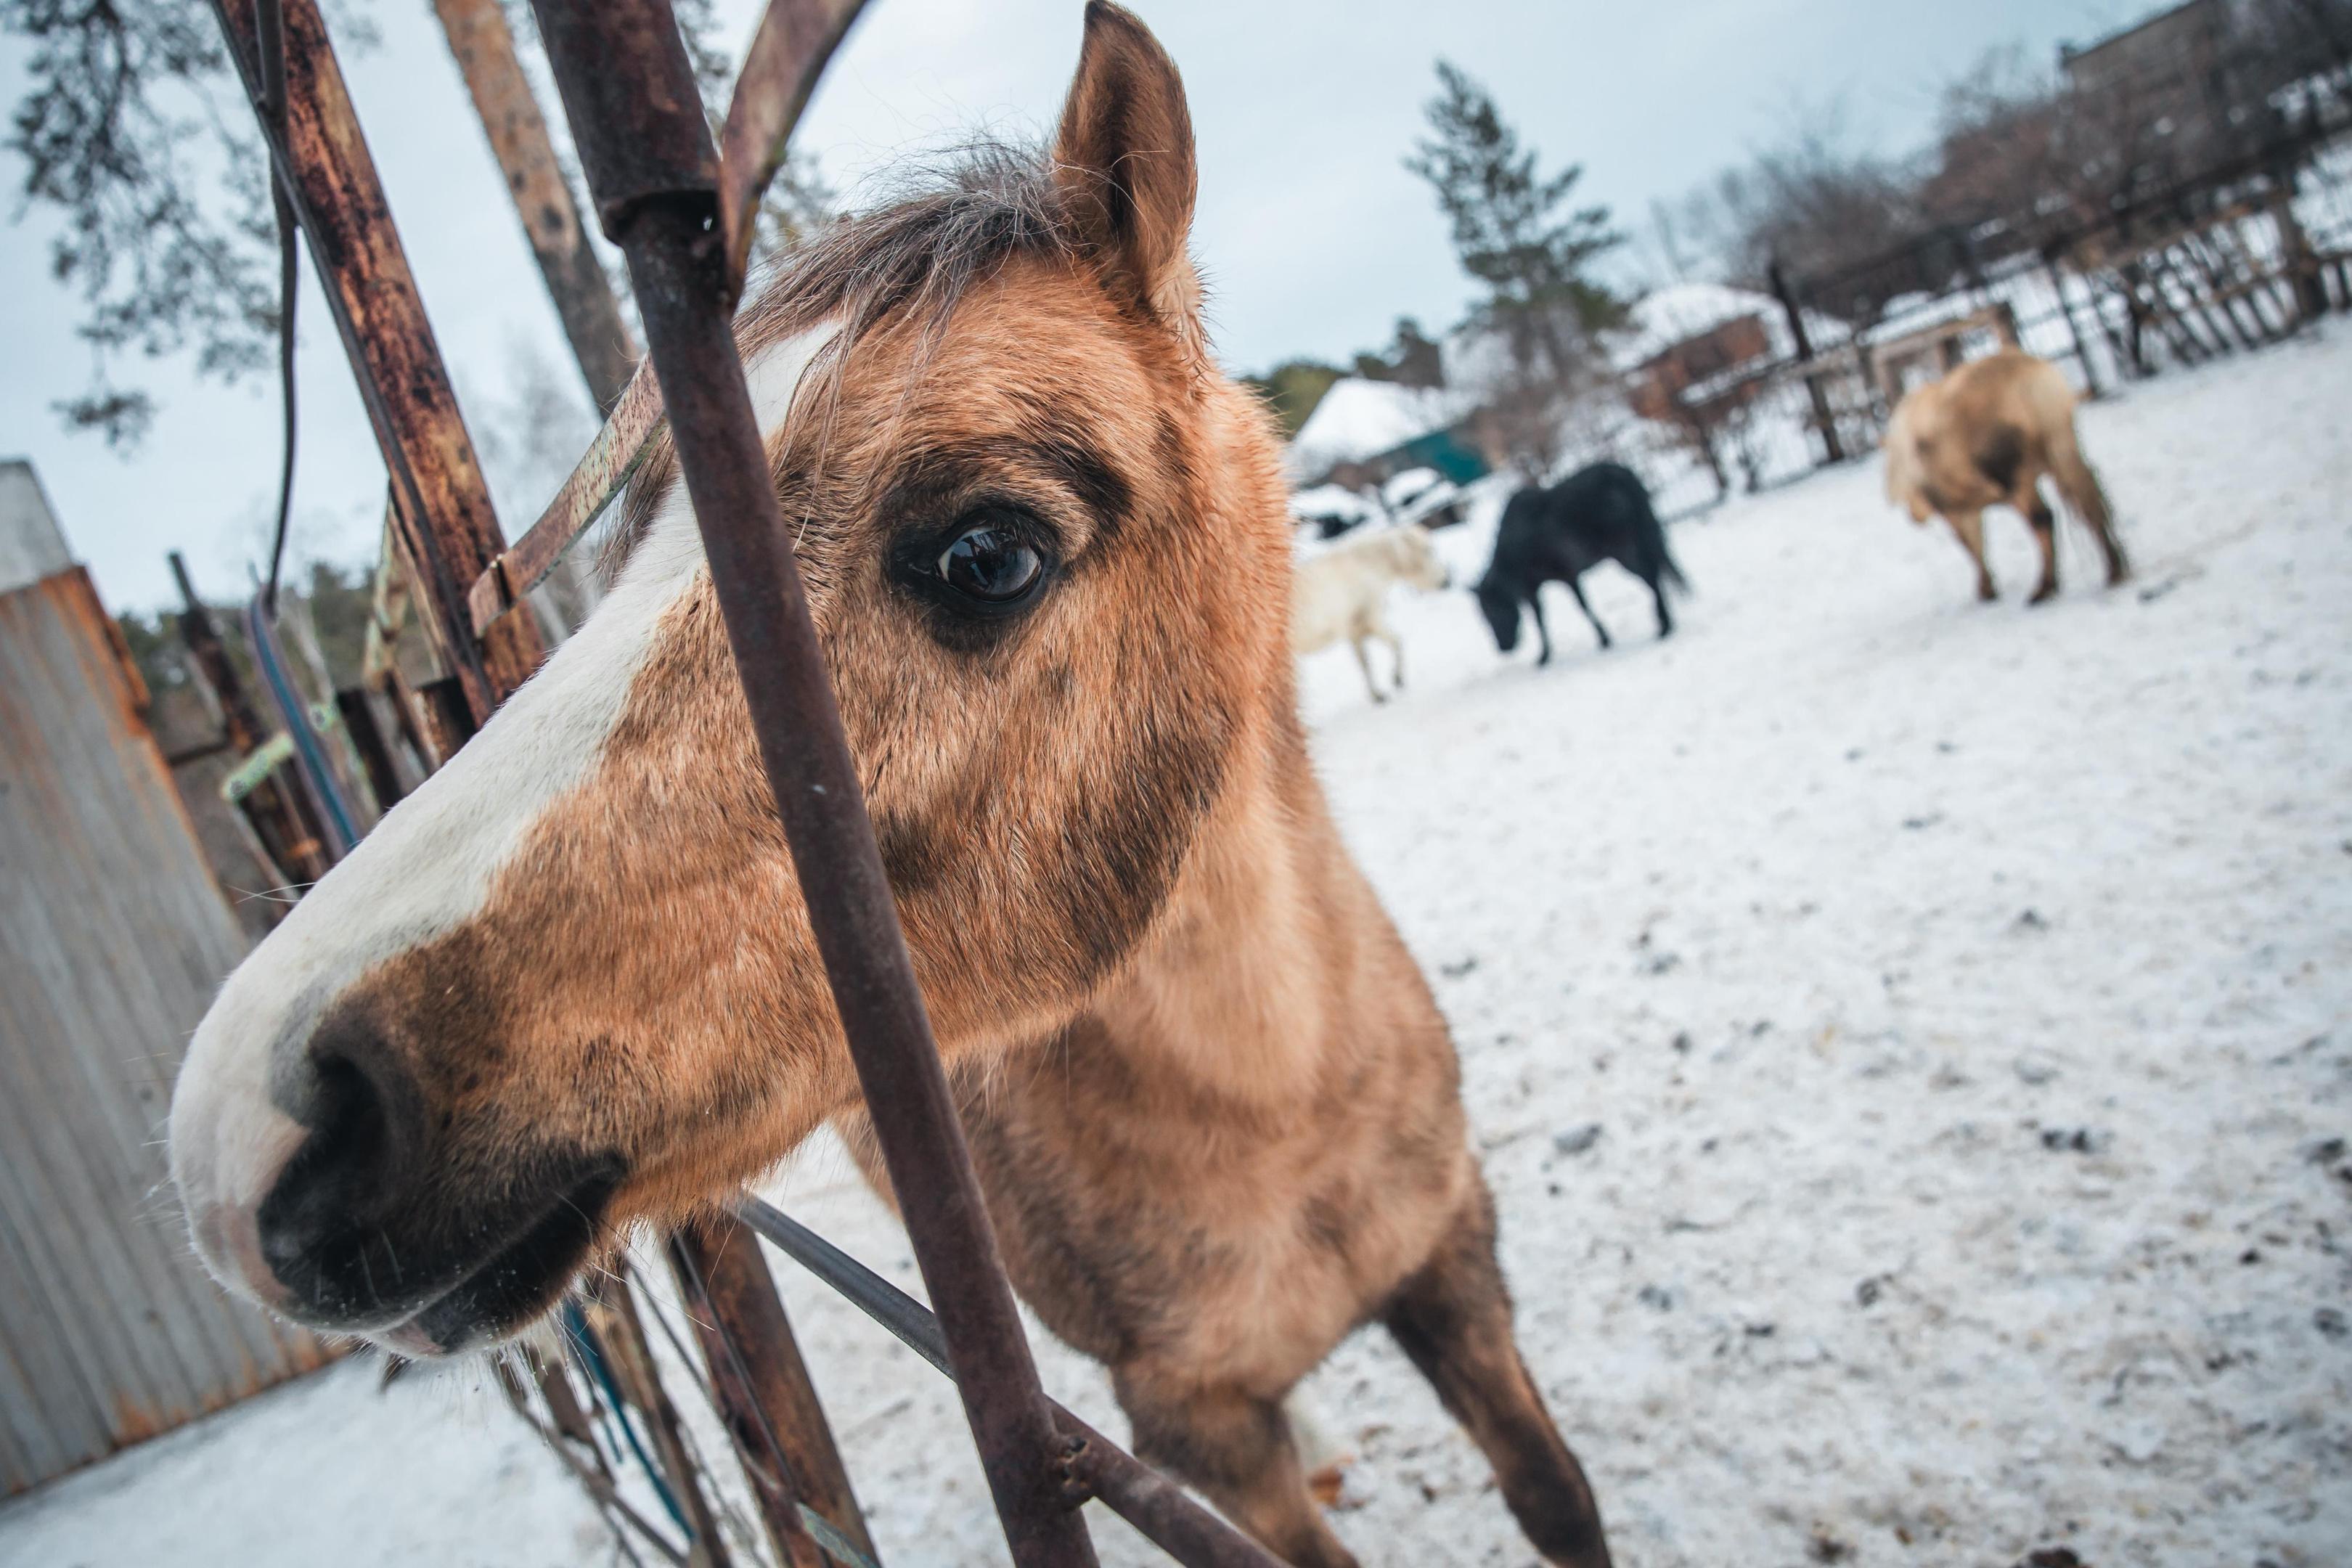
[[1769, 259, 1845, 465], [208, 0, 544, 721], [433, 0, 879, 1541], [528, 5, 1095, 1562], [2041, 250, 2104, 399], [670, 1221, 876, 1568]]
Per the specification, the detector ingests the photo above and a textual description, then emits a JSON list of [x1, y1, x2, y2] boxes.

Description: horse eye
[[935, 526, 1043, 605]]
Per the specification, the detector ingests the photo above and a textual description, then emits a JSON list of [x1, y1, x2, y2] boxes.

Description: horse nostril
[[254, 1030, 428, 1277]]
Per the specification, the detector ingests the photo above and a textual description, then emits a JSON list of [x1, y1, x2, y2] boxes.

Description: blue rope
[[563, 1299, 693, 1539], [243, 595, 359, 854]]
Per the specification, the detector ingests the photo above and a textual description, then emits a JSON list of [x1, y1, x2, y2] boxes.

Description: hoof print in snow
[[1437, 955, 1479, 979], [1671, 1029, 1693, 1054], [1636, 1283, 1676, 1312], [1806, 1527, 1854, 1563], [1856, 1275, 1892, 1307], [2013, 1551, 2087, 1568], [1641, 951, 1682, 976], [2317, 1307, 2348, 1342], [1553, 1124, 1603, 1156], [1902, 812, 1943, 830], [2013, 907, 2049, 932], [2040, 1127, 2103, 1153], [2014, 1053, 2061, 1085]]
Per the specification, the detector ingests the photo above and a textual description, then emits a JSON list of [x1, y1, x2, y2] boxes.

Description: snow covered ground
[[5, 328, 2348, 1568]]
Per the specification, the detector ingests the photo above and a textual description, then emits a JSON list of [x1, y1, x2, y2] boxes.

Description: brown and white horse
[[167, 8, 1609, 1564], [1883, 348, 2128, 604]]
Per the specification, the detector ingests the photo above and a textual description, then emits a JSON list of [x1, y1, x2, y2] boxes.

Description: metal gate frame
[[205, 0, 1281, 1562]]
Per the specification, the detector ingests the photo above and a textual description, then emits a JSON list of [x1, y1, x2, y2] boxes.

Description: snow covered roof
[[1610, 282, 1780, 369], [1609, 281, 1847, 370], [1289, 483, 1374, 522], [1381, 467, 1445, 508], [1287, 378, 1469, 480]]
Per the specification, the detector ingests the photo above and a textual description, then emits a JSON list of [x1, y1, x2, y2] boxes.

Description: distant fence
[[1662, 111, 2352, 498]]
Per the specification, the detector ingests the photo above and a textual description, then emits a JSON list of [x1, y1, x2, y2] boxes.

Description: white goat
[[1291, 525, 1450, 703]]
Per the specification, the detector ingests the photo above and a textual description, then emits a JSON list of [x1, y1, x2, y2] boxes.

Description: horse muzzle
[[172, 995, 623, 1355]]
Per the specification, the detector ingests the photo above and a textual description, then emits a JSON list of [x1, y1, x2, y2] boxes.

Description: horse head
[[1474, 575, 1522, 652], [168, 2, 1294, 1355]]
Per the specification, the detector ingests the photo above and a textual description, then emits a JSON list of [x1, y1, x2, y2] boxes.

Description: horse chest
[[955, 1037, 1467, 1384]]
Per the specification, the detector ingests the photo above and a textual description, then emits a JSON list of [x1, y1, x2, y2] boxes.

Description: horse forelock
[[608, 140, 1084, 578]]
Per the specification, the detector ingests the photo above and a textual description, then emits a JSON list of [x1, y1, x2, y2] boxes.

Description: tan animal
[[166, 8, 1609, 1566], [1884, 348, 2128, 603], [1291, 524, 1450, 703]]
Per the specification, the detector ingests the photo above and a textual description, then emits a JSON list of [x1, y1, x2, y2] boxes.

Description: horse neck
[[1086, 708, 1352, 1108]]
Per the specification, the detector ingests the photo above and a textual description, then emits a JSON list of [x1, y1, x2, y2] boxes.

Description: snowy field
[[4, 328, 2348, 1568]]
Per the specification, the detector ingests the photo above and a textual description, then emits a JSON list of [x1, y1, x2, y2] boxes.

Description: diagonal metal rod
[[525, 4, 1093, 1562], [733, 1200, 1283, 1568]]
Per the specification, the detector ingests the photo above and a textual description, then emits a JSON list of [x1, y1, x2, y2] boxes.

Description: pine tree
[[1406, 62, 1626, 388]]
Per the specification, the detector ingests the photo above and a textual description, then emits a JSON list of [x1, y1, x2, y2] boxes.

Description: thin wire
[[564, 1299, 693, 1538], [254, 0, 298, 616]]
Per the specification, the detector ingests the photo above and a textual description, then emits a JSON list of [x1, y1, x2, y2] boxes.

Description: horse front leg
[[1114, 1368, 1362, 1568], [1564, 576, 1612, 649], [1945, 509, 1996, 602], [2022, 486, 2060, 605], [1383, 1181, 1612, 1568], [1349, 634, 1387, 703], [1528, 592, 1556, 666], [1376, 613, 1407, 693]]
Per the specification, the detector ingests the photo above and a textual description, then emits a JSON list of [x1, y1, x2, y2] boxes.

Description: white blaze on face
[[168, 322, 839, 1311]]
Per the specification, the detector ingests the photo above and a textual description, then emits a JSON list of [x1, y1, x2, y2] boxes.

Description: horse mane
[[608, 138, 1079, 571]]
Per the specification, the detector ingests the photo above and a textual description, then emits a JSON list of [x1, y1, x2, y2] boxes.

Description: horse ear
[[1051, 3, 1201, 340]]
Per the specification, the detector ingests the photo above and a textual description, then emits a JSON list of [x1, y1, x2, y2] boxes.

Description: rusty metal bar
[[1768, 258, 1845, 465], [669, 1220, 875, 1568], [431, 0, 641, 412], [467, 362, 666, 637], [716, 0, 867, 295], [735, 1201, 1285, 1568], [209, 0, 543, 719], [526, 5, 1094, 1563], [427, 5, 870, 1552]]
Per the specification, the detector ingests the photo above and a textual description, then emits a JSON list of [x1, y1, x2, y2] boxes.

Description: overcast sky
[[0, 0, 2147, 613]]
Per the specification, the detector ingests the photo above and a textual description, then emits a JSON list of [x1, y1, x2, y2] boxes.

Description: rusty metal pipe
[[209, 0, 543, 719], [668, 1220, 873, 1568], [526, 7, 1095, 1563]]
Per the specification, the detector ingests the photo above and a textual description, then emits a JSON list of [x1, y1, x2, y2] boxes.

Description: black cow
[[1474, 462, 1689, 663]]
